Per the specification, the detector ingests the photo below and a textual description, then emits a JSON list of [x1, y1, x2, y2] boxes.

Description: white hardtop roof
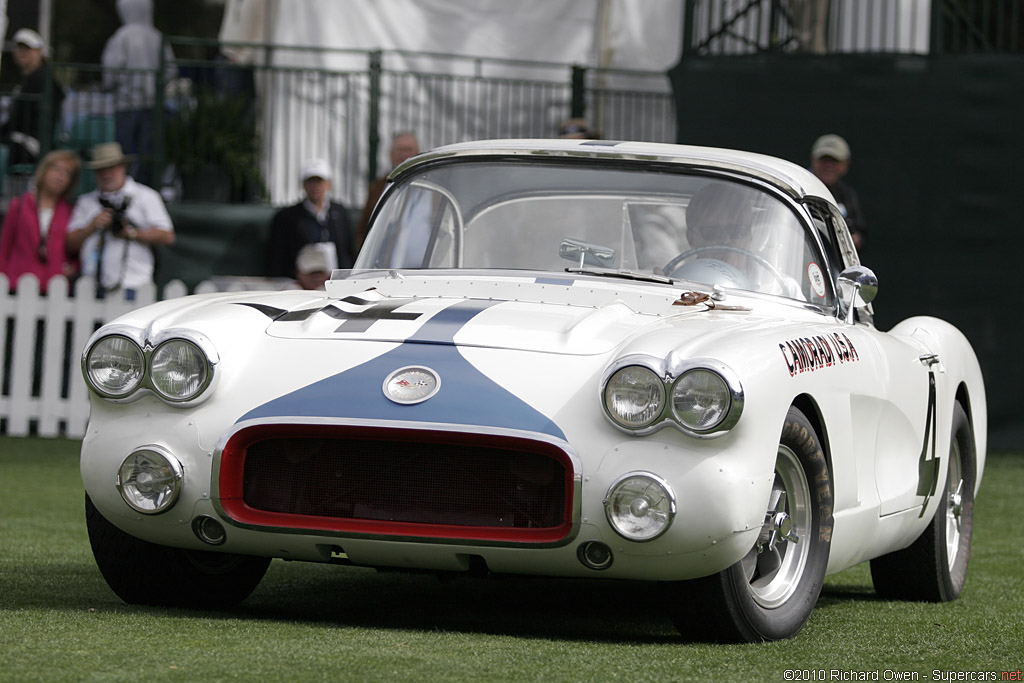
[[398, 138, 835, 204]]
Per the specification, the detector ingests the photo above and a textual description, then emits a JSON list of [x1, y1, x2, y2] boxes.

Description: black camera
[[98, 196, 132, 238]]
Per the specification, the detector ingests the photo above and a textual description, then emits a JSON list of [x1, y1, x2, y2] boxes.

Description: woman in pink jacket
[[0, 149, 81, 292]]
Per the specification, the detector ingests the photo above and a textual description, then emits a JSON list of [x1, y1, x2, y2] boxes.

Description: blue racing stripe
[[238, 300, 565, 439], [535, 277, 576, 286]]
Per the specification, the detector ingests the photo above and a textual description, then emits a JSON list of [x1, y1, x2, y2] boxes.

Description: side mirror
[[837, 266, 878, 324]]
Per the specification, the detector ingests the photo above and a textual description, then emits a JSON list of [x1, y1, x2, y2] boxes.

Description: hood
[[239, 272, 770, 356]]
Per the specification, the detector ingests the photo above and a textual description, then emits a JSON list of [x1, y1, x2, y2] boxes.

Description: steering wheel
[[664, 245, 790, 293]]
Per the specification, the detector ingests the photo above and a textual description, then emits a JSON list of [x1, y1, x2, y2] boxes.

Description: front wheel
[[85, 494, 270, 608], [869, 402, 975, 601], [666, 407, 833, 642]]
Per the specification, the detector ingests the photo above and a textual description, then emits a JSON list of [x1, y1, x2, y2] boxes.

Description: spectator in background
[[101, 0, 177, 187], [356, 132, 420, 250], [0, 149, 81, 292], [810, 134, 866, 250], [558, 118, 601, 139], [293, 242, 335, 291], [1, 29, 65, 166], [266, 158, 355, 279], [65, 142, 175, 299]]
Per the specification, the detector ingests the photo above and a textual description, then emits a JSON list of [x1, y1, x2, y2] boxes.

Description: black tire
[[666, 407, 833, 642], [870, 402, 975, 602], [85, 494, 271, 608]]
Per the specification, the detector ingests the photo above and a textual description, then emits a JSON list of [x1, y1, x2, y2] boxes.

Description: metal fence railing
[[682, 0, 1024, 56], [934, 0, 1023, 53], [1, 41, 676, 210], [3, 5, 1020, 208]]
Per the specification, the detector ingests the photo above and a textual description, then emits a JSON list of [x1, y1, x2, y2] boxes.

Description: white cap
[[13, 28, 45, 50], [296, 242, 338, 274], [811, 134, 851, 161], [300, 158, 332, 182]]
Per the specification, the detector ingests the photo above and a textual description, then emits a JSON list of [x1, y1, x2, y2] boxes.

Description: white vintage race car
[[80, 139, 986, 642]]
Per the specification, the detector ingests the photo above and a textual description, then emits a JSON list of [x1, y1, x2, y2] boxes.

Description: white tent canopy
[[219, 0, 684, 72], [216, 0, 683, 205]]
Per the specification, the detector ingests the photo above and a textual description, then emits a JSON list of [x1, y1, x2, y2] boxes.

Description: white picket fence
[[0, 272, 269, 439]]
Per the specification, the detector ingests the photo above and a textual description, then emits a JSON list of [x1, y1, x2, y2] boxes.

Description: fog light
[[192, 516, 226, 545], [116, 447, 183, 514], [577, 541, 613, 570], [605, 472, 676, 541]]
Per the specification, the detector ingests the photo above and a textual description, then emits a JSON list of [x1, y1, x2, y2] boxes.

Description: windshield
[[356, 160, 831, 304]]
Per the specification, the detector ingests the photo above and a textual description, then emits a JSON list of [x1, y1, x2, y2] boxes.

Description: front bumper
[[81, 411, 774, 581]]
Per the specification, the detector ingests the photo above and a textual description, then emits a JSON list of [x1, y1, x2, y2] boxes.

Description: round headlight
[[85, 335, 145, 398], [117, 448, 183, 514], [672, 368, 731, 432], [150, 339, 210, 401], [605, 473, 675, 541], [603, 365, 666, 429]]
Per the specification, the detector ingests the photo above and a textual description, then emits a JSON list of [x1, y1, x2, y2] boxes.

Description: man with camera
[[66, 142, 175, 298]]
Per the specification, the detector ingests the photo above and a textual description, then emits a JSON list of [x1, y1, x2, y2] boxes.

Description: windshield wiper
[[565, 267, 674, 285]]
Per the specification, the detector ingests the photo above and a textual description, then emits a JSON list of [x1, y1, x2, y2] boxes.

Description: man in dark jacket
[[2, 29, 65, 165], [810, 134, 867, 251], [356, 132, 420, 251], [266, 159, 355, 278]]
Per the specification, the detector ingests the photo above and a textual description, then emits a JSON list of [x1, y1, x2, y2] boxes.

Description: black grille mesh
[[242, 436, 567, 529]]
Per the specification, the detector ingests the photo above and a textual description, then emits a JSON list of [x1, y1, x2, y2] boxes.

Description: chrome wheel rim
[[742, 444, 812, 609], [945, 439, 964, 570]]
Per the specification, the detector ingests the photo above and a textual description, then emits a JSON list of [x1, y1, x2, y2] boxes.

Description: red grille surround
[[218, 423, 575, 544]]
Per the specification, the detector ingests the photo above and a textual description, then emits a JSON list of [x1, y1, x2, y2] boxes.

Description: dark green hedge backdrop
[[670, 54, 1022, 448]]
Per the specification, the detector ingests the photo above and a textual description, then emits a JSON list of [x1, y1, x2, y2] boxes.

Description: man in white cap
[[810, 133, 866, 250], [265, 158, 354, 279], [1, 28, 65, 164], [293, 242, 336, 291], [65, 142, 175, 298]]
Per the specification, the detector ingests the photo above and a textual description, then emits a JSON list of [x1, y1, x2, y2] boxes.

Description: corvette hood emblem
[[383, 366, 441, 404]]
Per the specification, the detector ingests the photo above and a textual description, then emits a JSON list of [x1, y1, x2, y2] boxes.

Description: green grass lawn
[[1, 437, 1021, 682]]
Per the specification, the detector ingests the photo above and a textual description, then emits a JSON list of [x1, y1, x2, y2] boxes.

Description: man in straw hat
[[66, 142, 175, 298]]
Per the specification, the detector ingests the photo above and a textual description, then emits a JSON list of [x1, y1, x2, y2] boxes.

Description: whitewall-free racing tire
[[666, 406, 833, 642], [85, 494, 271, 608], [869, 402, 975, 602]]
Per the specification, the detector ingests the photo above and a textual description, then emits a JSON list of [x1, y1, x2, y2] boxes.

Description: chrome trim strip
[[391, 144, 813, 200]]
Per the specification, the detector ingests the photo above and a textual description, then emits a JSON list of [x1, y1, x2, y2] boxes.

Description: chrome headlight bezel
[[150, 338, 214, 403], [82, 325, 219, 406], [604, 471, 677, 541], [116, 446, 184, 515], [83, 334, 146, 399], [600, 355, 744, 438], [601, 364, 667, 430], [670, 367, 741, 435]]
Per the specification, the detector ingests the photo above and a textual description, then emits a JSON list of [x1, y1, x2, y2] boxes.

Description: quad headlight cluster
[[601, 356, 743, 437], [83, 329, 217, 404]]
